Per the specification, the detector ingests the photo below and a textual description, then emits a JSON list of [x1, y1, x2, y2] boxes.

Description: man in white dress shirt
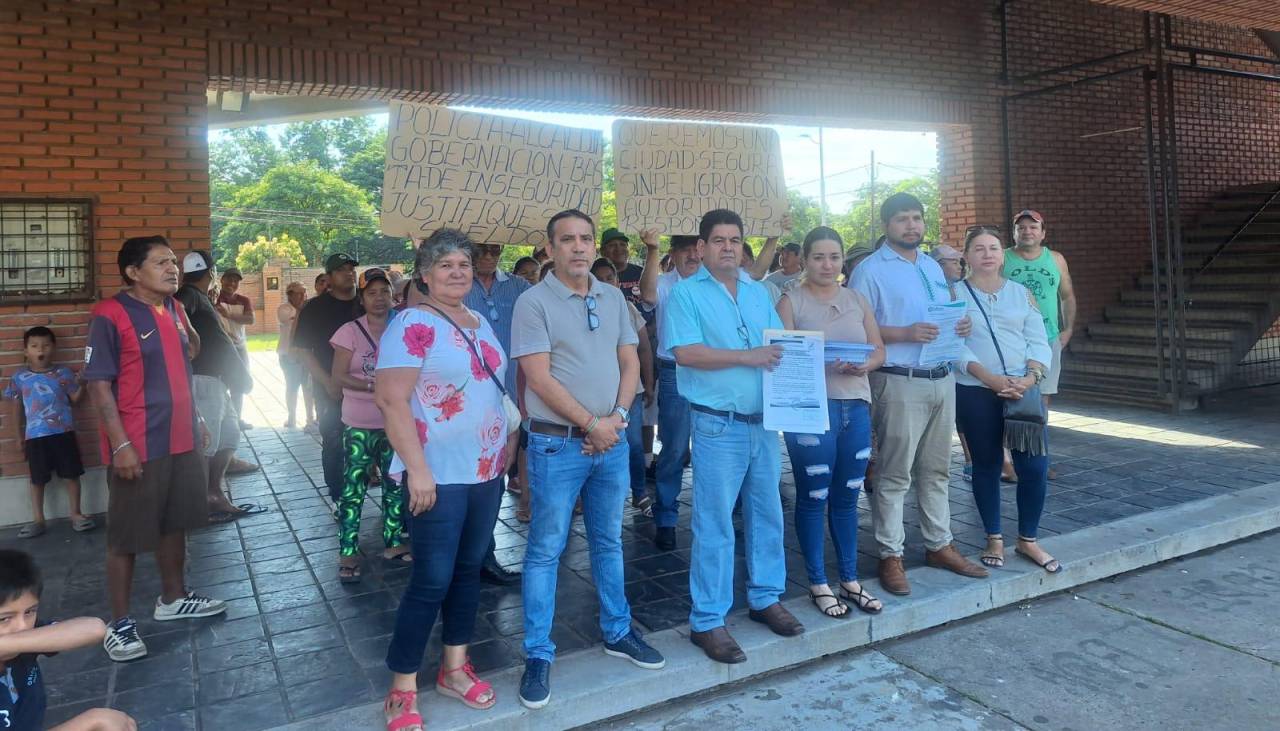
[[851, 193, 988, 596]]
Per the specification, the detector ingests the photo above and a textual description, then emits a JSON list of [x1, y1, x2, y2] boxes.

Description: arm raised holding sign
[[637, 227, 662, 307], [746, 212, 791, 281]]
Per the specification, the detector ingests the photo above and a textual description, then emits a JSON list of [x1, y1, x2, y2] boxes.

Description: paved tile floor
[[8, 353, 1280, 730]]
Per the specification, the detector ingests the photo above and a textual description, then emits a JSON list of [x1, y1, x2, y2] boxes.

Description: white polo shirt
[[850, 244, 954, 368]]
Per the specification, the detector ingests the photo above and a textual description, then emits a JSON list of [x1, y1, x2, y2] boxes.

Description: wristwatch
[[1030, 367, 1045, 385], [613, 405, 630, 421]]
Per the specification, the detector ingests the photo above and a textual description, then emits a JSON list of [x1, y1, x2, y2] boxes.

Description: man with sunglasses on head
[[465, 241, 532, 585], [511, 210, 663, 710], [850, 194, 987, 598], [665, 208, 802, 665]]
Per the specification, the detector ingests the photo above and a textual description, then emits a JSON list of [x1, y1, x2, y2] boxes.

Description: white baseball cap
[[183, 251, 213, 274]]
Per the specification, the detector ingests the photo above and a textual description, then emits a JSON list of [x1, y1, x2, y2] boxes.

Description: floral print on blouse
[[377, 307, 509, 485]]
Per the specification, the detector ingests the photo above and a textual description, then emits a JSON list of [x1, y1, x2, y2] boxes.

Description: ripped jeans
[[783, 399, 871, 586]]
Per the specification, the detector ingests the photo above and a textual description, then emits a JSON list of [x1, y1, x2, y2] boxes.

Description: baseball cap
[[182, 251, 213, 274], [600, 227, 629, 245], [930, 244, 962, 262], [325, 252, 358, 272], [221, 267, 243, 280], [358, 267, 390, 291], [780, 242, 802, 254], [1013, 209, 1044, 225]]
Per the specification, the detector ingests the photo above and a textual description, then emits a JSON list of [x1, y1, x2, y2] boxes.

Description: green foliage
[[785, 174, 941, 249], [213, 162, 377, 268], [233, 233, 307, 273]]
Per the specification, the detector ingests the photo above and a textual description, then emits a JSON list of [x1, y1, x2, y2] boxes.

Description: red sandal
[[435, 659, 496, 710], [384, 689, 424, 731]]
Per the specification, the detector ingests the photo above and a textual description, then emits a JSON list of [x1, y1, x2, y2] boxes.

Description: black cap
[[325, 252, 358, 273]]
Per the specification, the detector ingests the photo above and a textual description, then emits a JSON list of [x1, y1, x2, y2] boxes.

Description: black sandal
[[338, 561, 362, 584], [809, 589, 850, 618], [839, 583, 883, 615], [980, 535, 1005, 568], [1015, 538, 1062, 574]]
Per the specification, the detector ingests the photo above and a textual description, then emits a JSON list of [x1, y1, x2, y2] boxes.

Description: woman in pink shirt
[[331, 268, 410, 582]]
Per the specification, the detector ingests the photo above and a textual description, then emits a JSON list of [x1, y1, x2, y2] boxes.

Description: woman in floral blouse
[[375, 228, 518, 731]]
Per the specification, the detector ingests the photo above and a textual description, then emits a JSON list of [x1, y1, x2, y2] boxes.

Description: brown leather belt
[[527, 419, 588, 439]]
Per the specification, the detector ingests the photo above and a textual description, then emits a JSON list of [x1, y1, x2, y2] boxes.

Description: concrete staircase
[[1060, 183, 1280, 409]]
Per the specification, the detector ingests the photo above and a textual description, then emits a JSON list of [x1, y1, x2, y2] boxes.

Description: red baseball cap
[[1013, 209, 1044, 225]]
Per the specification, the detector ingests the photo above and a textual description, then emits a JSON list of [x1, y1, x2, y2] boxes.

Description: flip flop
[[338, 562, 362, 584], [208, 511, 239, 524], [234, 503, 268, 515], [72, 517, 97, 533], [17, 523, 45, 538], [383, 551, 413, 566]]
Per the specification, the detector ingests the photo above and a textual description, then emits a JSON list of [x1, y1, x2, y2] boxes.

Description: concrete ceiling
[[206, 91, 385, 129], [1091, 1, 1280, 32]]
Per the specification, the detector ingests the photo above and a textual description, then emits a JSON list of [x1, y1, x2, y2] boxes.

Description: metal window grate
[[0, 200, 94, 302]]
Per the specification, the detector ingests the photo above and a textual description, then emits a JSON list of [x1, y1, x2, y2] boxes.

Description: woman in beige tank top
[[777, 227, 886, 619]]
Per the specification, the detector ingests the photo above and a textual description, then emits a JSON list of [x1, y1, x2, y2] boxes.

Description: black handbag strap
[[963, 280, 1009, 377], [422, 303, 509, 397], [352, 318, 379, 354]]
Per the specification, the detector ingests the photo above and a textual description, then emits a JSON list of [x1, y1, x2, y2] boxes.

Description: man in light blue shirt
[[851, 193, 987, 597], [666, 208, 804, 665]]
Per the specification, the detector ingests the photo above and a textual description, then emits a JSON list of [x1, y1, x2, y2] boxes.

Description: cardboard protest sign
[[612, 120, 787, 237], [382, 102, 604, 246]]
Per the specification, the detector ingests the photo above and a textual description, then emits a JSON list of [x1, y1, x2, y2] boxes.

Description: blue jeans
[[956, 385, 1049, 538], [522, 433, 632, 661], [626, 398, 647, 503], [688, 409, 785, 632], [385, 478, 502, 674], [783, 399, 871, 586], [654, 362, 691, 528]]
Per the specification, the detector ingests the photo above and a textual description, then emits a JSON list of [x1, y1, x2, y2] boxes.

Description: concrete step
[[274, 483, 1280, 731], [1118, 288, 1273, 306], [1086, 320, 1252, 343], [1105, 303, 1263, 325], [1069, 337, 1235, 362], [1055, 371, 1197, 410], [1137, 271, 1280, 288], [1060, 350, 1218, 384]]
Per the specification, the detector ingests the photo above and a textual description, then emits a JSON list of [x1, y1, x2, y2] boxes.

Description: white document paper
[[824, 341, 876, 364], [918, 300, 968, 365], [762, 329, 829, 434]]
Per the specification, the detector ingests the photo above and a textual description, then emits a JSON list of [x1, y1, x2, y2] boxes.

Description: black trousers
[[314, 388, 345, 501]]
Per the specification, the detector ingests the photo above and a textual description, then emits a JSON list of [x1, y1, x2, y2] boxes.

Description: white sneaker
[[104, 617, 147, 662], [153, 592, 227, 621]]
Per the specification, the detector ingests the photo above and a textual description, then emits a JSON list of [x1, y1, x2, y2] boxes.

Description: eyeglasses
[[484, 296, 498, 323], [964, 224, 1002, 235], [585, 294, 599, 331], [735, 306, 751, 348]]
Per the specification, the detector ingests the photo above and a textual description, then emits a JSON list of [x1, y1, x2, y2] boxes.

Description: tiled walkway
[[9, 354, 1280, 730]]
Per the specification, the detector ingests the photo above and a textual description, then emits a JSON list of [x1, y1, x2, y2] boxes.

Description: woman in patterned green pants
[[330, 269, 410, 582]]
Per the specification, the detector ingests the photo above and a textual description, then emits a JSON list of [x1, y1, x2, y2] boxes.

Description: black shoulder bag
[[963, 281, 1047, 456]]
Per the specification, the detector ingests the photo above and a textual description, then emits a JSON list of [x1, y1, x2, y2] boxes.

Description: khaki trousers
[[868, 371, 956, 557]]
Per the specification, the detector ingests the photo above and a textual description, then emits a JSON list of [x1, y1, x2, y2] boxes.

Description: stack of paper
[[824, 341, 876, 364]]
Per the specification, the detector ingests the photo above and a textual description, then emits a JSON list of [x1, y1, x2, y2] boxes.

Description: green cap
[[600, 228, 628, 245], [324, 252, 358, 273]]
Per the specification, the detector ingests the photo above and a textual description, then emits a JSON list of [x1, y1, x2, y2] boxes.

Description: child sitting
[[3, 326, 94, 538], [0, 549, 135, 730]]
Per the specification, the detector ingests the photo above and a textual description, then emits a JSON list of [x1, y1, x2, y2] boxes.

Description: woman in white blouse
[[955, 228, 1059, 574]]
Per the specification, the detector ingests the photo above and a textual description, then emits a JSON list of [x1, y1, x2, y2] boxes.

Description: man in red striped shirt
[[85, 236, 228, 663]]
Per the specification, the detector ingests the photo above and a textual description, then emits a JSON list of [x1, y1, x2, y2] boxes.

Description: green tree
[[338, 128, 388, 207], [280, 116, 381, 171], [836, 174, 941, 248], [234, 233, 307, 273], [209, 128, 281, 187], [213, 162, 377, 268]]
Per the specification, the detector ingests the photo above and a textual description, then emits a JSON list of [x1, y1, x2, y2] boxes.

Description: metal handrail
[[1192, 185, 1280, 279]]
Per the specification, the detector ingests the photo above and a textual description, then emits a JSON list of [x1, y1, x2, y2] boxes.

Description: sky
[[215, 106, 939, 216]]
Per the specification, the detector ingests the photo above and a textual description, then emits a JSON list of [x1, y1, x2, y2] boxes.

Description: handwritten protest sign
[[382, 102, 604, 245], [612, 120, 787, 236]]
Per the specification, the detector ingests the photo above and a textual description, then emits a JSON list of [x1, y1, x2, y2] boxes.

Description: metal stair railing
[[1192, 185, 1280, 280]]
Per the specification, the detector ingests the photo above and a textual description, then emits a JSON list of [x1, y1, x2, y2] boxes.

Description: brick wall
[[1, 0, 1277, 477]]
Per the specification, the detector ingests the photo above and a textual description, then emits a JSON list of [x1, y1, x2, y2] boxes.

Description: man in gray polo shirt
[[512, 209, 665, 710]]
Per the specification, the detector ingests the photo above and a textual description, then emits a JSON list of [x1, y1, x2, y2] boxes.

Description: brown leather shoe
[[925, 543, 989, 578], [690, 626, 747, 664], [878, 556, 911, 595], [747, 602, 805, 637]]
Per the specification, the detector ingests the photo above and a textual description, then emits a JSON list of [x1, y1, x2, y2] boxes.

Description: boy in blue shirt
[[0, 550, 135, 731], [3, 327, 94, 538]]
